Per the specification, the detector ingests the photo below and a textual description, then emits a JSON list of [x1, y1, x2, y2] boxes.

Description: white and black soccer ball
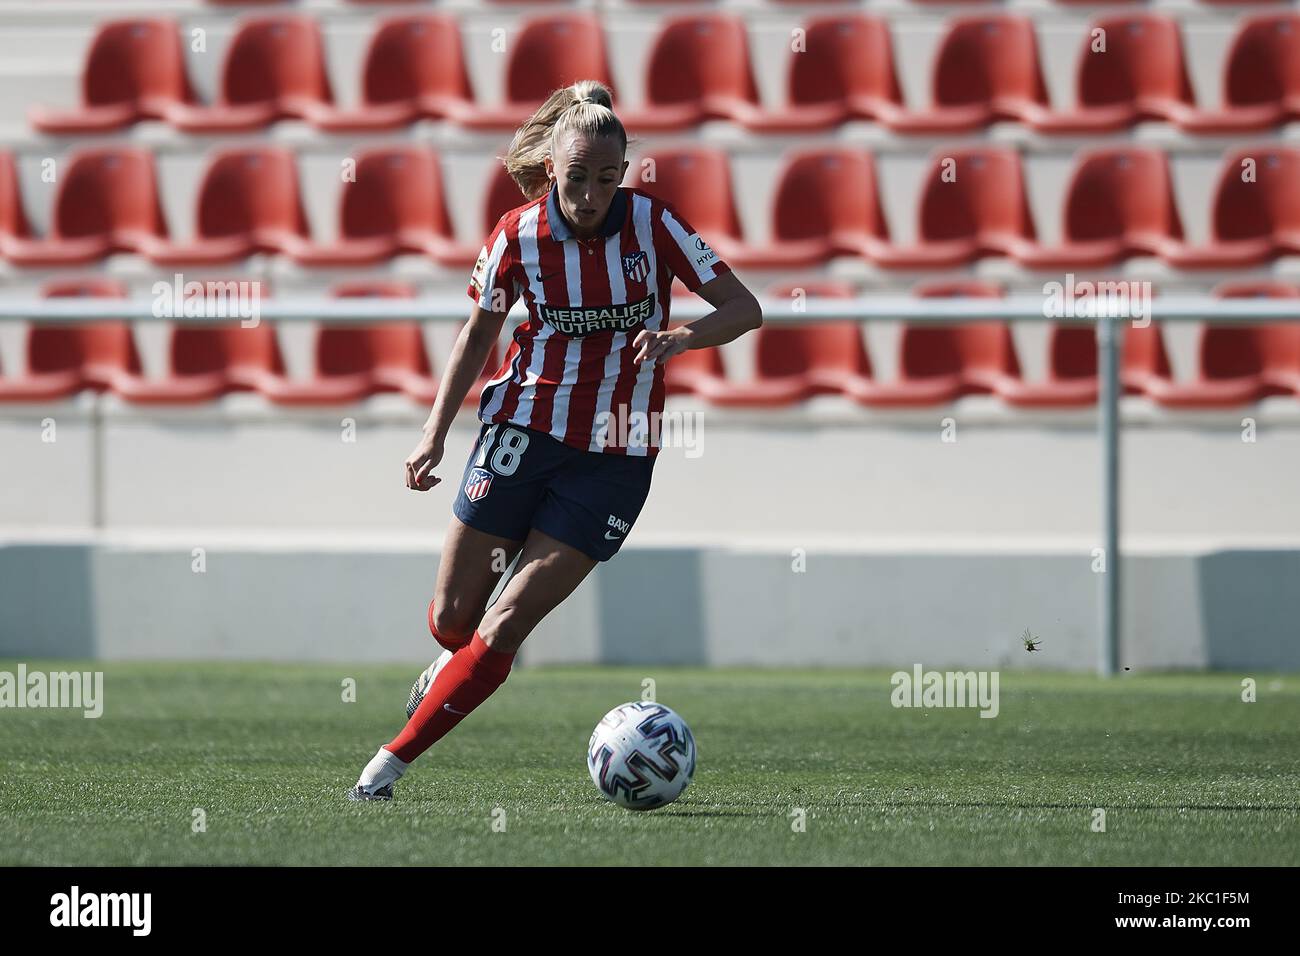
[[587, 701, 696, 810]]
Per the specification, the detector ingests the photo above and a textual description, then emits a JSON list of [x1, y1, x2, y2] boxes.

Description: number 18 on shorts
[[451, 422, 655, 562]]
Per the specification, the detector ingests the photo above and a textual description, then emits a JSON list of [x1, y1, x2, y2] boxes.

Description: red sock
[[385, 631, 514, 764], [428, 599, 472, 652]]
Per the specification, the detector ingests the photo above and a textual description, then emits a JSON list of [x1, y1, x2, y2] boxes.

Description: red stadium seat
[[855, 283, 1021, 406], [0, 151, 36, 259], [1001, 320, 1175, 407], [1214, 281, 1300, 296], [169, 17, 339, 131], [1213, 147, 1300, 254], [1019, 148, 1191, 269], [1146, 283, 1300, 407], [1220, 14, 1300, 129], [29, 20, 197, 133], [334, 15, 476, 129], [42, 279, 129, 298], [627, 15, 757, 131], [458, 15, 614, 131], [770, 149, 892, 264], [1001, 325, 1104, 407], [483, 163, 531, 236], [888, 17, 1056, 133], [7, 149, 172, 266], [1041, 15, 1257, 133], [264, 284, 435, 406], [873, 149, 1041, 269], [0, 280, 140, 402], [662, 281, 731, 401], [782, 16, 906, 129], [117, 315, 287, 404], [706, 282, 869, 407], [297, 147, 475, 267], [154, 148, 313, 264], [631, 149, 821, 269], [625, 15, 822, 132], [1120, 322, 1176, 396], [663, 341, 729, 401], [1174, 147, 1300, 268]]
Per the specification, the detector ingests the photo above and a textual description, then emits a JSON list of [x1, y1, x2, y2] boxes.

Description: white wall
[[2, 532, 1298, 671], [3, 395, 1300, 670]]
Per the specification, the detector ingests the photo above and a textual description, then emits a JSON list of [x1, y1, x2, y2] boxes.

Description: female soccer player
[[349, 80, 762, 800]]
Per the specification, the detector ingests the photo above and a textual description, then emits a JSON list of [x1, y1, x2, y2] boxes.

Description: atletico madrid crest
[[464, 467, 493, 502], [621, 250, 649, 284]]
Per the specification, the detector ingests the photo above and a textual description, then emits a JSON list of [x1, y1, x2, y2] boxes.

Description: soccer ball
[[587, 701, 696, 810]]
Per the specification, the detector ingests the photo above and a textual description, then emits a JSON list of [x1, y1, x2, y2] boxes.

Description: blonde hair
[[500, 80, 631, 202]]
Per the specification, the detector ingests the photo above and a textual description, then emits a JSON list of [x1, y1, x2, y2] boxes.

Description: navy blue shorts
[[451, 422, 655, 562]]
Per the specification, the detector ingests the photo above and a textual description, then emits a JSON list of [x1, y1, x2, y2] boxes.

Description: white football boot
[[406, 648, 454, 718], [347, 747, 409, 801]]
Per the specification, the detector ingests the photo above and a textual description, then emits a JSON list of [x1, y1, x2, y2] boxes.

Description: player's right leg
[[349, 423, 558, 800], [427, 514, 524, 651], [380, 526, 599, 772], [405, 516, 524, 719]]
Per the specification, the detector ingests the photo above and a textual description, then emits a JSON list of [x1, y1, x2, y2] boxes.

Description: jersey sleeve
[[467, 215, 520, 314], [651, 200, 733, 294]]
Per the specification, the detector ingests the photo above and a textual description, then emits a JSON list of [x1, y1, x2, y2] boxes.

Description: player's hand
[[404, 430, 445, 491], [632, 327, 690, 365]]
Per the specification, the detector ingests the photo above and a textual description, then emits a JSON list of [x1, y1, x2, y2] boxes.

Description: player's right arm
[[406, 218, 520, 492], [405, 302, 510, 492]]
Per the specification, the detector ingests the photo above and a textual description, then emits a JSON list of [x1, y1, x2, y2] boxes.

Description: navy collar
[[546, 183, 627, 241]]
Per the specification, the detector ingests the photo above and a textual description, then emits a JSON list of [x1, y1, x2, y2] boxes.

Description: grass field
[[2, 660, 1299, 866]]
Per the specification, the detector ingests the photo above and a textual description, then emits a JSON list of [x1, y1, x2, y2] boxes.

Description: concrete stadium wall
[[1, 533, 1298, 672], [4, 395, 1300, 671]]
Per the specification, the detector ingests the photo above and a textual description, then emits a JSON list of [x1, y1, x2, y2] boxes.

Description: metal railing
[[0, 294, 1298, 323]]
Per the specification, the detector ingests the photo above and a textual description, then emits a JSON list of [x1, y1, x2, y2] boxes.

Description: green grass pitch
[[2, 661, 1298, 866]]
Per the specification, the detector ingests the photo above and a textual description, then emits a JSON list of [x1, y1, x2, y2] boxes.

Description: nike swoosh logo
[[604, 531, 622, 540], [443, 703, 470, 715], [535, 271, 561, 282]]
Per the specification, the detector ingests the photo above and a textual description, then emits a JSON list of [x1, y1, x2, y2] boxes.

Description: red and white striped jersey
[[466, 184, 731, 457]]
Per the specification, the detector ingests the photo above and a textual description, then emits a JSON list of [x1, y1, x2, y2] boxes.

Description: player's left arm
[[632, 271, 763, 365]]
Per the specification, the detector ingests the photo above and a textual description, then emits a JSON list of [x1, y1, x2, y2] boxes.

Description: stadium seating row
[[28, 13, 1300, 135], [0, 280, 498, 405], [2, 280, 1297, 409], [3, 143, 1298, 269], [672, 280, 1300, 408]]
